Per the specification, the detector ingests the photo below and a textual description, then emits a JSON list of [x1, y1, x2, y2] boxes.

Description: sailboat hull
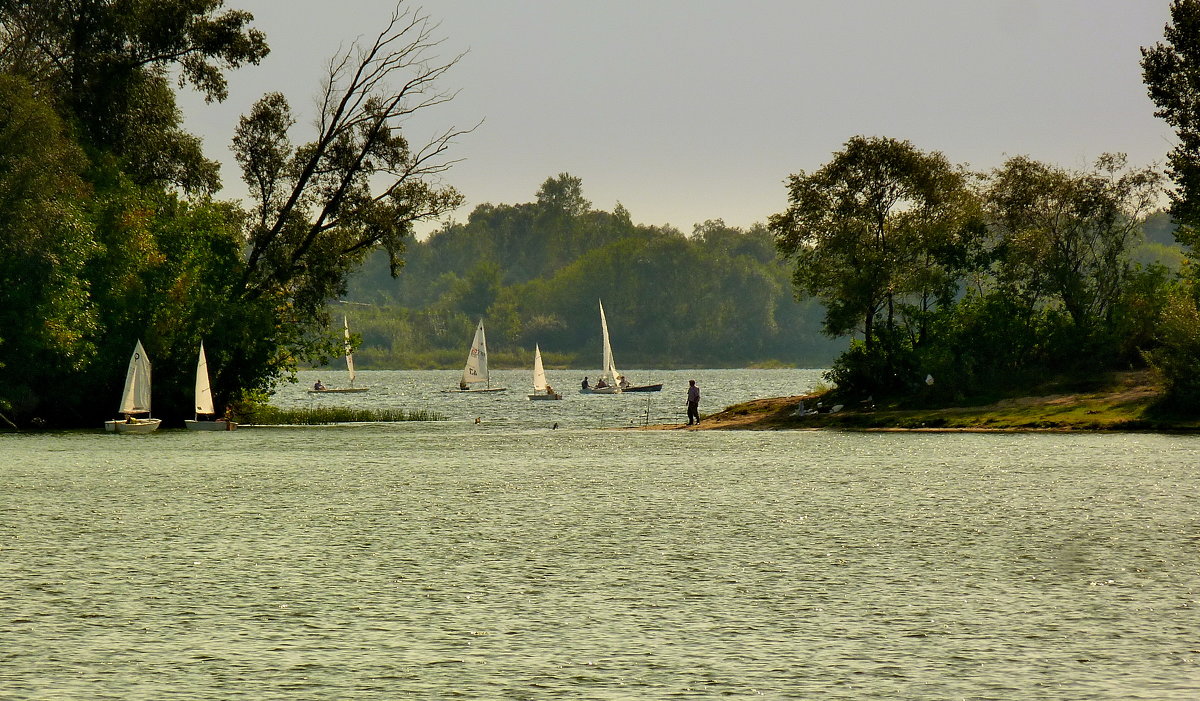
[[105, 418, 162, 433], [622, 384, 663, 392], [580, 386, 621, 394], [446, 386, 507, 393], [308, 387, 370, 393], [528, 392, 563, 400], [185, 419, 237, 431]]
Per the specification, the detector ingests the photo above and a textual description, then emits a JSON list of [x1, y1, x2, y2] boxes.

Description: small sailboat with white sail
[[449, 319, 506, 392], [580, 300, 662, 394], [527, 344, 562, 400], [309, 316, 369, 393], [104, 340, 162, 433], [185, 341, 236, 431]]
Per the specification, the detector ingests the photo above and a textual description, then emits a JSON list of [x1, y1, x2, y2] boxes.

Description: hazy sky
[[181, 0, 1175, 234]]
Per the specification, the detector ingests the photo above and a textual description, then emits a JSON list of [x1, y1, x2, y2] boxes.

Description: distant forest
[[337, 173, 840, 369], [332, 173, 1179, 371]]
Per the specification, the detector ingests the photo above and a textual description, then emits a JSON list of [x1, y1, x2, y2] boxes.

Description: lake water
[[280, 368, 826, 429], [3, 369, 1199, 699]]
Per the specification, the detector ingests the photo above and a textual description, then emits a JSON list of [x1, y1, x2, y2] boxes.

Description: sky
[[180, 0, 1176, 235]]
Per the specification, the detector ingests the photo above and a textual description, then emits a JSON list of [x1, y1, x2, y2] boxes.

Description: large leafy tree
[[1141, 0, 1200, 408], [986, 154, 1161, 332], [0, 0, 268, 194], [1142, 0, 1200, 249], [0, 74, 97, 422], [0, 0, 271, 425], [769, 136, 982, 352], [0, 1, 471, 426]]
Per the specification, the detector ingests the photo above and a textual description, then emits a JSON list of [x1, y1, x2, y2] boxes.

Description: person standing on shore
[[686, 379, 700, 425]]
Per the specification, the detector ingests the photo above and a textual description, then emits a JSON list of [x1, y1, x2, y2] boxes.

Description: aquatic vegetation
[[243, 406, 444, 425]]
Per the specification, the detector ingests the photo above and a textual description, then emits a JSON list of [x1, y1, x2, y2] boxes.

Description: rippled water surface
[[3, 370, 1199, 699]]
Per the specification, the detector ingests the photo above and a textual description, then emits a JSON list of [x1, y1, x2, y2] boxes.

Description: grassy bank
[[242, 406, 445, 425], [656, 370, 1200, 432]]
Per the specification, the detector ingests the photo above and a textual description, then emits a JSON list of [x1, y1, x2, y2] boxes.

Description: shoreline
[[636, 371, 1200, 433]]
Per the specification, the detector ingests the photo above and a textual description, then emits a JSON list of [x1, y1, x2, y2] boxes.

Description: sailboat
[[450, 319, 506, 392], [185, 341, 236, 431], [309, 316, 369, 393], [104, 340, 162, 433], [581, 300, 662, 394], [527, 344, 562, 400]]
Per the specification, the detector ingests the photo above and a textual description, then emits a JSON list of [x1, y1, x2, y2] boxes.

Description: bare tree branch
[[237, 0, 469, 307]]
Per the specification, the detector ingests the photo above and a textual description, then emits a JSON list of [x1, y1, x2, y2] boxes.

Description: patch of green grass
[[244, 406, 444, 425]]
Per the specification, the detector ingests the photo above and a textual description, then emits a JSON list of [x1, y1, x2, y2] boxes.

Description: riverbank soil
[[650, 370, 1200, 432]]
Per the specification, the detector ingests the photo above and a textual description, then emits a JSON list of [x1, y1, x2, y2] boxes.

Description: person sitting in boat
[[545, 384, 556, 396], [581, 377, 589, 390], [459, 379, 469, 390], [313, 380, 326, 391], [595, 378, 608, 389], [618, 375, 630, 389]]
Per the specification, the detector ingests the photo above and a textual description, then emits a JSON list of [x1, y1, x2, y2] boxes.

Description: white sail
[[343, 316, 356, 386], [461, 320, 490, 387], [120, 340, 152, 414], [599, 300, 619, 385], [194, 341, 215, 416], [532, 344, 548, 392]]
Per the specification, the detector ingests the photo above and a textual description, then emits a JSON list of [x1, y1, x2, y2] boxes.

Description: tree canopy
[[1142, 0, 1200, 249], [772, 139, 1168, 401], [770, 136, 982, 351], [0, 0, 469, 427], [0, 0, 269, 193], [1141, 0, 1200, 408]]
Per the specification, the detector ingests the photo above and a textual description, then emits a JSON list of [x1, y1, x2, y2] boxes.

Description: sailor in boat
[[595, 378, 608, 389], [618, 375, 630, 390], [545, 384, 557, 397], [581, 377, 589, 390], [313, 379, 326, 391], [460, 379, 469, 390]]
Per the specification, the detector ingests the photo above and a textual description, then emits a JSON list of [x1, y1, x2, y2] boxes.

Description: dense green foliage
[[0, 0, 268, 195], [771, 138, 1171, 405], [770, 136, 984, 356], [1142, 0, 1200, 409], [0, 1, 465, 427], [339, 174, 840, 369]]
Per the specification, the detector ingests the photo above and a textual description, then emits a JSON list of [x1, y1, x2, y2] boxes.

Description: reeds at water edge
[[243, 406, 445, 425]]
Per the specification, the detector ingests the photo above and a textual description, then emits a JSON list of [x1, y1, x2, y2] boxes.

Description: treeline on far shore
[[335, 174, 846, 370], [328, 173, 1182, 374]]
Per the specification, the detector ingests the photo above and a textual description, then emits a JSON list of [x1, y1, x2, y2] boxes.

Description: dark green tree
[[1141, 1, 1200, 408], [986, 154, 1162, 334], [1142, 0, 1200, 249], [0, 0, 269, 193], [0, 74, 97, 421], [536, 173, 590, 218], [769, 136, 982, 353], [1146, 281, 1200, 409]]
